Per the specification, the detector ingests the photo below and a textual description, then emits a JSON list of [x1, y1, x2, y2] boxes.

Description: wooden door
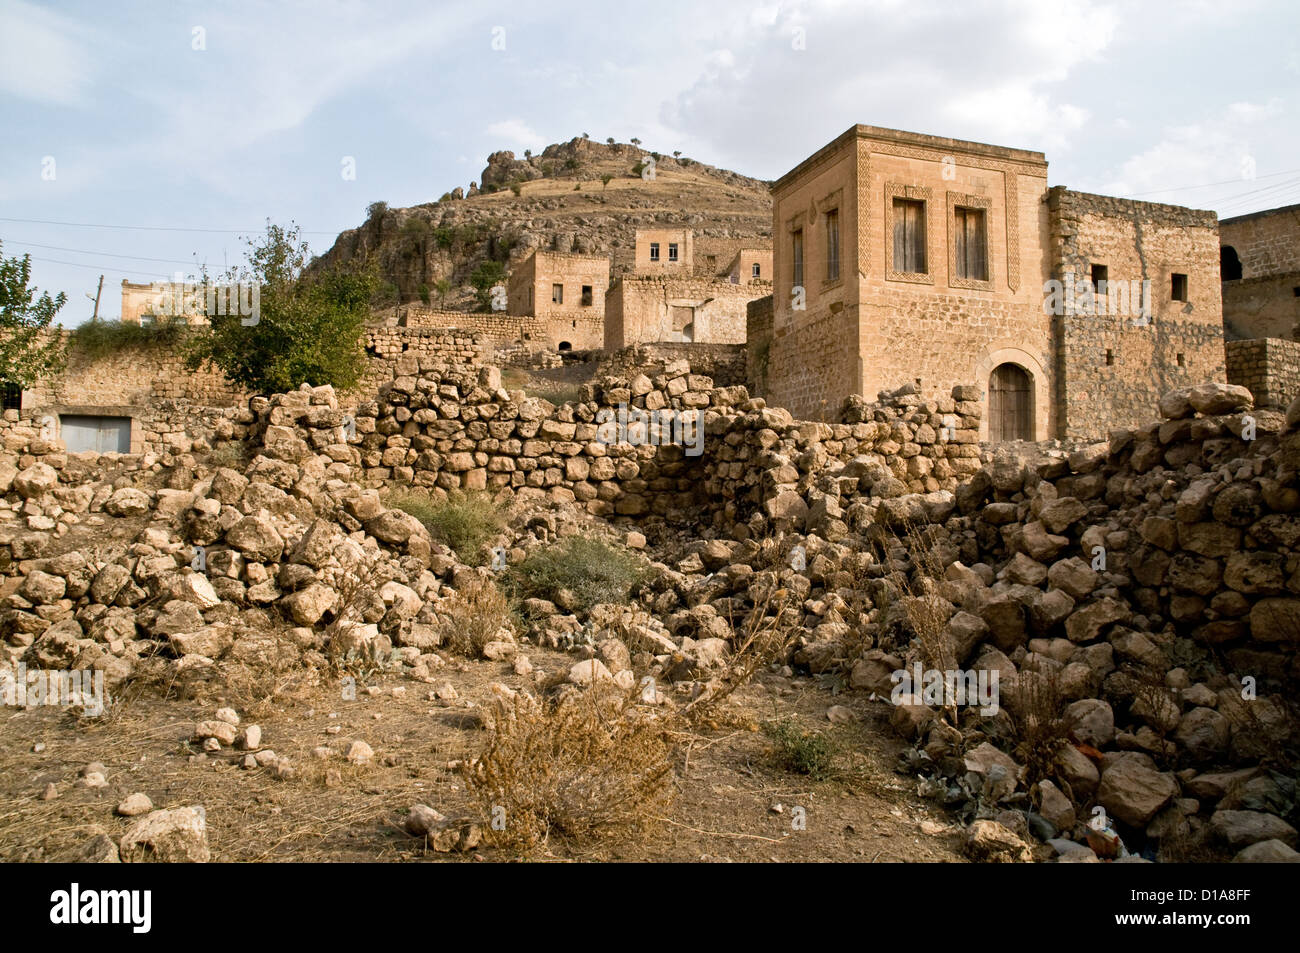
[[989, 364, 1031, 442]]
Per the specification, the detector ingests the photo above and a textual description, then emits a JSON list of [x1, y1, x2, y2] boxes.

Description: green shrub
[[387, 490, 505, 565], [71, 316, 187, 358], [507, 537, 648, 613], [469, 260, 507, 311], [763, 718, 837, 780]]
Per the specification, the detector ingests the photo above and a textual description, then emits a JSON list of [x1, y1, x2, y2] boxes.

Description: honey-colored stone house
[[604, 229, 773, 348], [749, 124, 1225, 441]]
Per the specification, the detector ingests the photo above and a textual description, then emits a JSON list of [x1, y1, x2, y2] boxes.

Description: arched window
[[1221, 246, 1242, 281], [558, 341, 572, 351], [989, 363, 1032, 442]]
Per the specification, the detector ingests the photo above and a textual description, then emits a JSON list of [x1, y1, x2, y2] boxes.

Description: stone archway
[[973, 344, 1049, 441]]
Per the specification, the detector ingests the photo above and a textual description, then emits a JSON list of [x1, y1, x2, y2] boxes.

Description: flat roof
[[1220, 203, 1300, 227], [773, 124, 1048, 194]]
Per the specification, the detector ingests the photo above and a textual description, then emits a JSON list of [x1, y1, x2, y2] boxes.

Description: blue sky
[[2, 0, 1297, 324]]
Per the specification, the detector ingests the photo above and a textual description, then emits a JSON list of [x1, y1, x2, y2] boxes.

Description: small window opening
[[1177, 353, 1185, 367], [1171, 273, 1188, 302], [551, 283, 563, 305], [1105, 350, 1114, 366], [580, 285, 593, 306]]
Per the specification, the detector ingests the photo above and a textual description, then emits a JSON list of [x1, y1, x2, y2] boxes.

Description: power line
[[1119, 166, 1300, 197], [3, 240, 206, 267], [0, 215, 338, 235]]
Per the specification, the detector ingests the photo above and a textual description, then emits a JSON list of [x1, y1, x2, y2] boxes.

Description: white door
[[60, 415, 132, 453]]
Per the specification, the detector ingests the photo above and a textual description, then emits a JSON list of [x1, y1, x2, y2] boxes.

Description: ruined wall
[[604, 275, 767, 348], [23, 331, 245, 411], [1225, 338, 1300, 409], [1222, 274, 1300, 341], [1049, 188, 1225, 441], [396, 305, 599, 351], [598, 343, 747, 388], [339, 356, 981, 524]]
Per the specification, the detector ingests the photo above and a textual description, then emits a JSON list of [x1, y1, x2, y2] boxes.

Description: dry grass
[[460, 683, 676, 852], [1005, 667, 1069, 789], [439, 574, 513, 658]]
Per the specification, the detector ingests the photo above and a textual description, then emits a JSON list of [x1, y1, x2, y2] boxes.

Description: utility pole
[[84, 274, 103, 320]]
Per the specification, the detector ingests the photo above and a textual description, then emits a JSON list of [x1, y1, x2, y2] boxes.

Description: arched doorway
[[558, 341, 572, 351], [1220, 245, 1242, 281], [989, 363, 1032, 442]]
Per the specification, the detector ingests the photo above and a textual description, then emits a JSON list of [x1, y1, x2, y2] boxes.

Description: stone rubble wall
[[264, 353, 982, 532], [1225, 337, 1300, 410]]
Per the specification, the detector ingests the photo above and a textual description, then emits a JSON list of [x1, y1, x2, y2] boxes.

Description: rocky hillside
[[312, 136, 773, 310]]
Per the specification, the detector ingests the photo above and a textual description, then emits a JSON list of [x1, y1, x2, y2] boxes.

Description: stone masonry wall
[[1220, 204, 1300, 280], [605, 275, 769, 348], [1048, 187, 1225, 441], [1225, 338, 1300, 410], [1222, 274, 1300, 341], [315, 356, 981, 528]]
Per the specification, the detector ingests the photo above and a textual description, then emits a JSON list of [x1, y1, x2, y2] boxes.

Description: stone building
[[503, 249, 609, 350], [120, 279, 208, 325], [605, 229, 773, 348], [1220, 203, 1300, 341], [748, 123, 1225, 440]]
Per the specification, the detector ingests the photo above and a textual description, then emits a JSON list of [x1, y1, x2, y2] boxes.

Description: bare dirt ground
[[0, 648, 965, 863]]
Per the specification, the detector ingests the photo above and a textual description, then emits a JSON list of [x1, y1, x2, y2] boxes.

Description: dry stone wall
[[1225, 338, 1300, 410]]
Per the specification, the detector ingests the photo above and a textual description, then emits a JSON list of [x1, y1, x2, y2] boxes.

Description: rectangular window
[[1171, 273, 1188, 301], [0, 381, 21, 411], [1091, 263, 1108, 291], [953, 207, 988, 281], [668, 243, 679, 262], [892, 198, 927, 274], [649, 242, 660, 262], [551, 283, 563, 305], [752, 262, 761, 278], [825, 209, 840, 281], [792, 228, 804, 288], [581, 285, 593, 306]]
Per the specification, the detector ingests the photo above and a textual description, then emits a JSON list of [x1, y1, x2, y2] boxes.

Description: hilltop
[[313, 136, 774, 310]]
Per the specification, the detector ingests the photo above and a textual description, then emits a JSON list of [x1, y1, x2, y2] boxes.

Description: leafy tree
[[630, 137, 641, 147], [366, 201, 388, 222], [673, 151, 682, 159], [0, 240, 67, 388], [469, 260, 506, 311], [601, 173, 613, 191], [606, 137, 614, 145], [185, 221, 376, 395], [433, 278, 451, 307]]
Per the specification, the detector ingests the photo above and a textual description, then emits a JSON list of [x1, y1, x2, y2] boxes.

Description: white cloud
[[1099, 98, 1289, 209], [658, 0, 1121, 177], [0, 0, 94, 105], [485, 119, 543, 150]]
